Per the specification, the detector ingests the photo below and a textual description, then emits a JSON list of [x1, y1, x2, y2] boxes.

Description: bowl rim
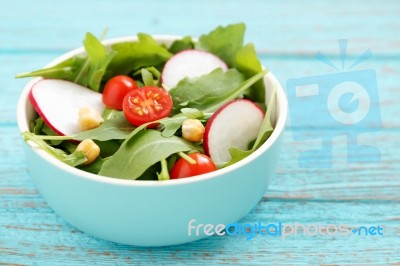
[[17, 35, 288, 187]]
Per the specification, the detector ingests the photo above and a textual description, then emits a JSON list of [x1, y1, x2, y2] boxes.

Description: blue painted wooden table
[[1, 0, 399, 264]]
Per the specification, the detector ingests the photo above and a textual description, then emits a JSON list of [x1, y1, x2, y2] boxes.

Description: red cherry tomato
[[170, 153, 217, 179], [102, 75, 138, 110], [122, 86, 173, 127]]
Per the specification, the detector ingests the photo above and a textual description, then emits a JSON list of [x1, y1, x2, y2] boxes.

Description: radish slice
[[29, 79, 105, 136], [204, 99, 264, 165], [162, 49, 228, 90]]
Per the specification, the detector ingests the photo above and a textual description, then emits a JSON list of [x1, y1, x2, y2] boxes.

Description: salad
[[17, 23, 276, 181]]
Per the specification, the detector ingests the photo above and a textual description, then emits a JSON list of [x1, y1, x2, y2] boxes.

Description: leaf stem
[[74, 58, 90, 84], [22, 131, 86, 166], [178, 152, 196, 164], [157, 158, 170, 181], [203, 69, 269, 113], [31, 135, 74, 141], [15, 66, 73, 78]]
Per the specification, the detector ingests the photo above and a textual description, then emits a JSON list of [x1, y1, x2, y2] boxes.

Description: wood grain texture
[[1, 0, 399, 55], [1, 0, 400, 264]]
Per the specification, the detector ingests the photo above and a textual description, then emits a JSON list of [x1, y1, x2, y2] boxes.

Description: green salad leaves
[[105, 33, 172, 80], [16, 33, 171, 92], [196, 23, 245, 67], [99, 130, 200, 180], [17, 33, 115, 92], [18, 23, 276, 181], [23, 132, 87, 167]]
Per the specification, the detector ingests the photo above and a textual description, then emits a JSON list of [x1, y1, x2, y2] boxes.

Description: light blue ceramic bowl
[[17, 36, 287, 246]]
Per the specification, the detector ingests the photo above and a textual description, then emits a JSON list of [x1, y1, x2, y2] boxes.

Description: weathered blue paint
[[1, 0, 399, 264]]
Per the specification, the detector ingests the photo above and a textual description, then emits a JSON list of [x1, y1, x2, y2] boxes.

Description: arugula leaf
[[133, 66, 161, 80], [235, 43, 266, 102], [169, 69, 245, 114], [106, 33, 172, 79], [98, 130, 200, 180], [32, 117, 44, 135], [22, 131, 86, 167], [31, 117, 62, 145], [79, 32, 116, 91], [141, 68, 155, 86], [180, 108, 206, 119], [195, 23, 245, 67], [195, 24, 266, 103], [169, 36, 194, 54], [133, 66, 161, 86], [73, 111, 135, 141], [102, 107, 120, 121], [203, 69, 269, 112], [159, 115, 187, 138], [16, 33, 114, 92], [16, 56, 87, 81], [171, 69, 268, 115], [17, 30, 113, 90], [223, 85, 277, 167]]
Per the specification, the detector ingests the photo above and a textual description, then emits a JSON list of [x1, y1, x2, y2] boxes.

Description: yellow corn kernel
[[76, 139, 100, 165], [78, 107, 104, 131], [182, 119, 205, 142]]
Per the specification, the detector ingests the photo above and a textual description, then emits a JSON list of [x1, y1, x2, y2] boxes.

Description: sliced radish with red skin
[[204, 99, 264, 165], [29, 79, 105, 136], [161, 49, 228, 90]]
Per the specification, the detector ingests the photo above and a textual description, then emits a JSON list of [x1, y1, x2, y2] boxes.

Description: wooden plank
[[0, 200, 399, 264], [1, 0, 399, 55]]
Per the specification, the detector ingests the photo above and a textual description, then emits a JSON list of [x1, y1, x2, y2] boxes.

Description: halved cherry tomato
[[102, 75, 138, 110], [123, 86, 173, 127], [170, 153, 217, 179]]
